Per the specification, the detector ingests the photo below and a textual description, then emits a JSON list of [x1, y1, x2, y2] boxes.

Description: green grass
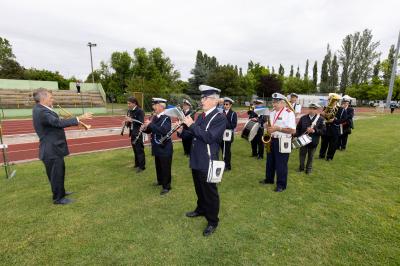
[[1, 115, 399, 265]]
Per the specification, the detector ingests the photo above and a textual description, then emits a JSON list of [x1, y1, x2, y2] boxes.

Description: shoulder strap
[[311, 114, 320, 128], [206, 112, 220, 157]]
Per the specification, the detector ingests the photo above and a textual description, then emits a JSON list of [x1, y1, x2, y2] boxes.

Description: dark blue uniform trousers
[[265, 138, 290, 189]]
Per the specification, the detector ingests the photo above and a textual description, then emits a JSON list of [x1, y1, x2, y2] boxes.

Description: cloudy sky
[[1, 0, 399, 81]]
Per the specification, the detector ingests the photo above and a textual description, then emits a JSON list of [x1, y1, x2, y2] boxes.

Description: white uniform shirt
[[292, 103, 302, 114], [269, 107, 296, 138]]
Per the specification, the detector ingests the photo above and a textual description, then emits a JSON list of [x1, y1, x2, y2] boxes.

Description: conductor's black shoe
[[53, 198, 74, 205], [259, 179, 273, 185], [274, 187, 284, 192], [203, 225, 217, 236], [160, 189, 170, 195], [136, 168, 145, 173], [185, 211, 204, 218]]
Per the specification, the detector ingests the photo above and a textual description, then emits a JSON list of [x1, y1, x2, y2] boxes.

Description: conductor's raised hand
[[78, 112, 93, 120]]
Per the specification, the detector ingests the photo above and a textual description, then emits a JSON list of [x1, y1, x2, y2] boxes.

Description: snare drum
[[241, 120, 260, 141]]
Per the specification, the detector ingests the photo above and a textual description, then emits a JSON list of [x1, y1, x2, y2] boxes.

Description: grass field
[[1, 114, 399, 265]]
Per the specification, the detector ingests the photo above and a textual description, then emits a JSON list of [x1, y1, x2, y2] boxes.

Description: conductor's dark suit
[[32, 104, 78, 201]]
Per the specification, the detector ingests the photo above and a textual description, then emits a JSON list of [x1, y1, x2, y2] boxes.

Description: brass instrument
[[321, 93, 341, 122], [57, 105, 91, 130], [261, 116, 272, 153], [261, 96, 295, 152]]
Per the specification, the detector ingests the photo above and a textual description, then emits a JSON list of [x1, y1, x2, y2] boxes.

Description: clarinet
[[133, 112, 154, 145], [120, 110, 130, 136], [159, 108, 199, 145]]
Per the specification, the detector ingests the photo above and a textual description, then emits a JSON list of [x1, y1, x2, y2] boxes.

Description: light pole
[[87, 42, 97, 83]]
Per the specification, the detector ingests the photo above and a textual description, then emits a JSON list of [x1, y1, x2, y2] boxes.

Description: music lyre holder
[[0, 106, 16, 179]]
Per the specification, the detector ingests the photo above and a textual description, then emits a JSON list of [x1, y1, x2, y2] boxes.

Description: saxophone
[[322, 93, 341, 123]]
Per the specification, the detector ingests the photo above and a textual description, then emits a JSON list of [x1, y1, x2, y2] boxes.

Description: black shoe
[[305, 169, 312, 175], [318, 156, 325, 159], [160, 189, 170, 195], [257, 156, 263, 160], [65, 191, 74, 196], [297, 168, 305, 172], [251, 154, 257, 157], [136, 168, 145, 173], [259, 179, 273, 185], [203, 225, 217, 236], [274, 187, 284, 192], [185, 211, 204, 218], [134, 165, 139, 168], [53, 198, 74, 205], [225, 167, 231, 171], [326, 158, 332, 161]]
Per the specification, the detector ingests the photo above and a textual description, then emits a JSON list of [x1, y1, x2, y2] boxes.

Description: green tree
[[278, 64, 285, 76], [330, 54, 339, 91], [381, 45, 396, 86], [320, 45, 332, 93], [295, 66, 301, 79], [0, 37, 24, 79], [312, 61, 318, 90], [289, 65, 294, 77], [304, 59, 309, 80]]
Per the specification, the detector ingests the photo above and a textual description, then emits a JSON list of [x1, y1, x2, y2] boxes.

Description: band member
[[338, 96, 354, 151], [32, 88, 92, 204], [124, 97, 145, 172], [319, 101, 348, 161], [142, 98, 173, 195], [259, 93, 296, 192], [178, 85, 226, 236], [248, 99, 265, 159], [220, 97, 237, 171], [178, 99, 195, 156], [289, 93, 302, 115], [390, 102, 396, 114], [295, 103, 325, 174]]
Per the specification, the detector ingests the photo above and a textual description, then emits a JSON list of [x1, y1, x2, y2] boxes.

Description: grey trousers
[[299, 145, 316, 171]]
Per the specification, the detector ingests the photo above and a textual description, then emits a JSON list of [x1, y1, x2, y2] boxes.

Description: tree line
[[1, 28, 399, 102]]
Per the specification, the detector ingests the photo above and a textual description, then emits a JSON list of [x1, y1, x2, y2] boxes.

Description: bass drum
[[241, 120, 260, 142]]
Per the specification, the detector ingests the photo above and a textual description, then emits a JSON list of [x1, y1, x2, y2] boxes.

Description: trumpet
[[57, 105, 91, 130]]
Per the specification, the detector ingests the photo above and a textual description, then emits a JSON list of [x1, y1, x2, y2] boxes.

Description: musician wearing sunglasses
[[141, 98, 173, 195], [259, 93, 296, 192], [124, 97, 145, 173], [32, 88, 93, 205], [295, 103, 325, 174], [220, 97, 237, 171]]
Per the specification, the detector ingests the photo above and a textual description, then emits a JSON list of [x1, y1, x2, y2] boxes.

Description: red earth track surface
[[1, 107, 375, 163], [1, 114, 246, 163]]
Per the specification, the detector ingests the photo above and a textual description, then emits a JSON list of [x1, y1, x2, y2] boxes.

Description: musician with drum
[[247, 99, 266, 159], [124, 97, 146, 173], [259, 93, 296, 192], [295, 103, 324, 174]]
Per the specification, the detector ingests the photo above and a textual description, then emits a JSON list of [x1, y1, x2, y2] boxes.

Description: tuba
[[321, 93, 341, 122], [57, 105, 91, 130]]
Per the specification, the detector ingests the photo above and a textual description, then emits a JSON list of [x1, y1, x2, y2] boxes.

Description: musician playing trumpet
[[141, 98, 173, 195], [259, 93, 296, 192], [124, 97, 146, 173]]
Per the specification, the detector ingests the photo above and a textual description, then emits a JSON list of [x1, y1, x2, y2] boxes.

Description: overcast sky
[[1, 0, 399, 81]]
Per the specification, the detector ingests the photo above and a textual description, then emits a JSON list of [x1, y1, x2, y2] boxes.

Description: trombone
[[57, 105, 92, 130]]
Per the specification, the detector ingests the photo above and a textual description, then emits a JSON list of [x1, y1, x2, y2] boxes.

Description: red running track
[[1, 118, 245, 163]]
